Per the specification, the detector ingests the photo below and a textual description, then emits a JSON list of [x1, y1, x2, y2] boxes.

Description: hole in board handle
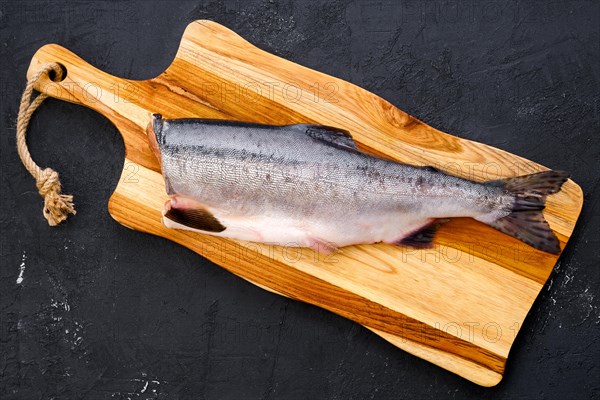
[[48, 63, 68, 82]]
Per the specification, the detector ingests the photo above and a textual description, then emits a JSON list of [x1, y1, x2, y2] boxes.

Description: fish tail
[[484, 170, 569, 254]]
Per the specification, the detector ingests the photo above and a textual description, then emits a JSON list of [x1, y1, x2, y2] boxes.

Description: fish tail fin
[[483, 170, 569, 254]]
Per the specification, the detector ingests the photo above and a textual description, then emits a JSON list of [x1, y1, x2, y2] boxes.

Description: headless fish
[[146, 114, 568, 254]]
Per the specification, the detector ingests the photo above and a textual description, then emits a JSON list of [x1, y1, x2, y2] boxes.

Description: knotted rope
[[16, 62, 76, 226]]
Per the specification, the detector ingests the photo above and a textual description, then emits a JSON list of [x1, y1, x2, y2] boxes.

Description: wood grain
[[26, 20, 583, 386]]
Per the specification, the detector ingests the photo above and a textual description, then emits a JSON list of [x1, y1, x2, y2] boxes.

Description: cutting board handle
[[26, 43, 146, 125], [27, 43, 162, 170]]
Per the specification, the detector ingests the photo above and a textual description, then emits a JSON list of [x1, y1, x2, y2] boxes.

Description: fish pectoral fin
[[291, 124, 358, 150], [394, 219, 448, 249], [163, 201, 226, 233]]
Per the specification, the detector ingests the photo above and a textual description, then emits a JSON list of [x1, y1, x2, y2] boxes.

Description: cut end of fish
[[146, 113, 163, 167], [151, 113, 163, 139]]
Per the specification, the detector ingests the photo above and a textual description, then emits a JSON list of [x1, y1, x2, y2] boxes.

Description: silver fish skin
[[147, 114, 568, 254]]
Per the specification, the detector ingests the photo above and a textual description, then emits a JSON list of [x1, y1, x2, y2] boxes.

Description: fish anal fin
[[163, 199, 226, 233], [395, 219, 446, 249]]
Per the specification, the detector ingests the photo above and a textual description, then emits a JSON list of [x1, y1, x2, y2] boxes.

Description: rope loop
[[16, 62, 76, 226]]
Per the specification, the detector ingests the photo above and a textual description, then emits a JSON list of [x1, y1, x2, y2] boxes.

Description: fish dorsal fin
[[291, 124, 358, 150]]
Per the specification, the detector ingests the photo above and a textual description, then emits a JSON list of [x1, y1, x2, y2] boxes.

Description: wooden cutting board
[[26, 20, 583, 386]]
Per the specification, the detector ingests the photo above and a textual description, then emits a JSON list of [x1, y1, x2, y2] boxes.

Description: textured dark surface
[[1, 1, 599, 399]]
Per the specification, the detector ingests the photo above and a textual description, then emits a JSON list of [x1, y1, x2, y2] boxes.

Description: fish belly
[[162, 198, 434, 251]]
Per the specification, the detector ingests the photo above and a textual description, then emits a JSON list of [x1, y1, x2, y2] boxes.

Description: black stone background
[[1, 1, 599, 399]]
